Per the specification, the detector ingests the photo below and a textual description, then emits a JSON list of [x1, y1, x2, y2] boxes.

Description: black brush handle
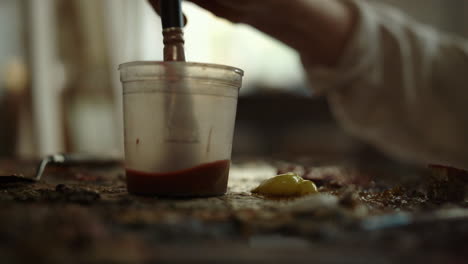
[[160, 0, 183, 29]]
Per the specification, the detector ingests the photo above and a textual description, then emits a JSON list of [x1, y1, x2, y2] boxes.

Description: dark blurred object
[[233, 90, 366, 161], [427, 165, 468, 202]]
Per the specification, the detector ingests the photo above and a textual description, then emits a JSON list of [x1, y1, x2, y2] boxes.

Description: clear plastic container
[[119, 61, 243, 196]]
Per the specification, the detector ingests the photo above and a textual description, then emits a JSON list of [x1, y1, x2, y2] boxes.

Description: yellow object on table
[[252, 172, 318, 197]]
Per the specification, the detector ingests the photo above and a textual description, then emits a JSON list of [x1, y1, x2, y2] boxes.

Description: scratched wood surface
[[0, 159, 466, 263]]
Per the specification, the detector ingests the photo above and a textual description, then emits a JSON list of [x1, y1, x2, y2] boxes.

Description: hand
[[148, 0, 258, 24], [148, 0, 358, 67], [148, 0, 188, 25]]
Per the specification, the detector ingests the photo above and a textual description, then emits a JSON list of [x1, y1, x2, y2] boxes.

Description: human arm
[[304, 0, 468, 168]]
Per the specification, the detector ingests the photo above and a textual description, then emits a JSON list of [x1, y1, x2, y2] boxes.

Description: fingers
[[147, 0, 161, 14], [147, 0, 252, 26], [190, 0, 248, 23], [147, 0, 188, 26]]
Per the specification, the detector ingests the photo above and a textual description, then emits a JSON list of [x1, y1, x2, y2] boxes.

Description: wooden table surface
[[0, 159, 467, 263]]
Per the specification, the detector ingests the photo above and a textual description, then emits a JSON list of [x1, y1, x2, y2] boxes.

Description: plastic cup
[[119, 61, 243, 197]]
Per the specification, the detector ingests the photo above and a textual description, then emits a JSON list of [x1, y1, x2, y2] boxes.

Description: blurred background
[[0, 0, 467, 161]]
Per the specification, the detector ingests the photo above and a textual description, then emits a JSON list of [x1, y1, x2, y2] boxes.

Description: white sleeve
[[303, 0, 468, 169]]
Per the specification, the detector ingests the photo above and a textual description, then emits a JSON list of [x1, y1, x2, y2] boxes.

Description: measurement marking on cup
[[164, 139, 200, 144], [206, 127, 213, 155]]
